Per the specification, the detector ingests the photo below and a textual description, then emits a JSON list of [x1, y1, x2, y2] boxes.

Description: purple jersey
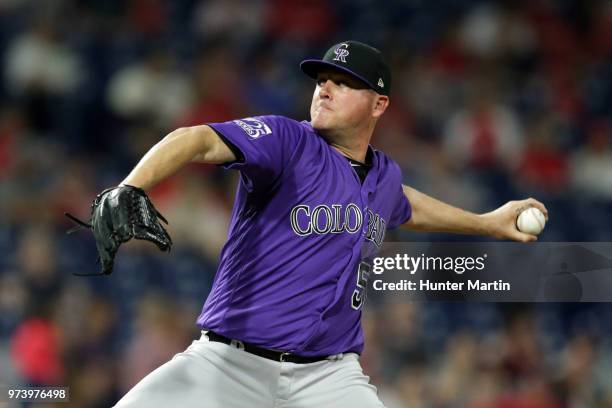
[[197, 115, 411, 356]]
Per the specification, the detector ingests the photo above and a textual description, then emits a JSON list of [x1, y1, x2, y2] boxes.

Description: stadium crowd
[[1, 0, 612, 406]]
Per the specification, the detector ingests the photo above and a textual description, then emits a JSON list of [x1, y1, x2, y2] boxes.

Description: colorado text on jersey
[[289, 204, 387, 247]]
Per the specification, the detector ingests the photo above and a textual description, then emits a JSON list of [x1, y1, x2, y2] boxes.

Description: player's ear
[[372, 94, 389, 118]]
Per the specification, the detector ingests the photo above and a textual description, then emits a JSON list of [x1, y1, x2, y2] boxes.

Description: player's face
[[310, 70, 382, 133]]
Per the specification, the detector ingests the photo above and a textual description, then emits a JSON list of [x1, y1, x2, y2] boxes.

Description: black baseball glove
[[65, 185, 172, 276]]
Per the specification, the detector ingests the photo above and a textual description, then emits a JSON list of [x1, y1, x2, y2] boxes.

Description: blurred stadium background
[[1, 0, 612, 406]]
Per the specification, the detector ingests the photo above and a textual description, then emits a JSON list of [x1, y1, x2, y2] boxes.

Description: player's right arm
[[401, 184, 548, 242], [120, 125, 236, 190]]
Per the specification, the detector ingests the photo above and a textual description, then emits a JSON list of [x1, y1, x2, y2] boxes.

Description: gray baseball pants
[[114, 331, 385, 407]]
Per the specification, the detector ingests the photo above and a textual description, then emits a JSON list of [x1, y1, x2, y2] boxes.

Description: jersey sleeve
[[208, 115, 301, 191], [387, 161, 412, 229]]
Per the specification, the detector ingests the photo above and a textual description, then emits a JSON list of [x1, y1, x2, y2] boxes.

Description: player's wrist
[[119, 178, 151, 191], [477, 213, 499, 238]]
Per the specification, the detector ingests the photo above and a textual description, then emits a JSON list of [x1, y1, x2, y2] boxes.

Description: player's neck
[[324, 123, 374, 163], [330, 142, 369, 163]]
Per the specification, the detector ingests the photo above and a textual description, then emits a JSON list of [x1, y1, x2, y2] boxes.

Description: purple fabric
[[197, 115, 411, 356]]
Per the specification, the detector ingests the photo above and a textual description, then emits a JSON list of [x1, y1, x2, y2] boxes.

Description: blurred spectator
[[465, 370, 505, 408], [556, 334, 597, 407], [443, 75, 524, 172], [461, 3, 507, 58], [517, 115, 570, 194], [379, 301, 427, 379], [0, 106, 25, 180], [1, 131, 66, 223], [157, 169, 231, 262], [398, 140, 490, 212], [4, 21, 83, 97], [4, 20, 84, 133], [0, 272, 28, 334], [360, 310, 384, 383], [496, 373, 563, 408], [119, 292, 192, 392], [16, 224, 62, 315], [177, 49, 244, 126], [49, 157, 97, 219], [571, 121, 612, 200], [68, 357, 118, 408], [193, 0, 265, 45], [106, 50, 193, 127], [243, 50, 303, 116], [126, 0, 167, 37], [434, 331, 478, 405], [10, 317, 64, 385], [265, 0, 336, 45], [499, 312, 544, 379], [388, 365, 430, 408]]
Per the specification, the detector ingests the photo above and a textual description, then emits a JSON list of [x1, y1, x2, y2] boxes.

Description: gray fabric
[[114, 333, 385, 408]]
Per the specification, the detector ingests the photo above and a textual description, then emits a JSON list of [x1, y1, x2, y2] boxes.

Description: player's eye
[[317, 78, 327, 86]]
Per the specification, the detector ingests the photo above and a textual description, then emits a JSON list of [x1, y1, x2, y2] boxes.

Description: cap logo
[[333, 43, 349, 63], [378, 78, 384, 88]]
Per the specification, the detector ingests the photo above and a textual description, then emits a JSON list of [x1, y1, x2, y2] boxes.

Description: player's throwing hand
[[481, 198, 549, 242]]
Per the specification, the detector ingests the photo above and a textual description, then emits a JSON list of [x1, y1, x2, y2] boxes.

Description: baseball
[[516, 207, 546, 235]]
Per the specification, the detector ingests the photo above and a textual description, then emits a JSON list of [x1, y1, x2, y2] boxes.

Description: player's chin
[[311, 112, 334, 131], [311, 121, 325, 131], [311, 116, 329, 131]]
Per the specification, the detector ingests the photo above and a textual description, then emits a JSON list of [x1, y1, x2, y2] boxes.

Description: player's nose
[[318, 80, 332, 99]]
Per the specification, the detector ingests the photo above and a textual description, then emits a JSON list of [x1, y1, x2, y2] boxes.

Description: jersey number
[[351, 262, 371, 310]]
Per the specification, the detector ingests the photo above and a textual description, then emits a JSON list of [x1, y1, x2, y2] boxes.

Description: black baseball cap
[[300, 40, 391, 96]]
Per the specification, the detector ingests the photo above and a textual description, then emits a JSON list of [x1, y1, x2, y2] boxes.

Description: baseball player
[[73, 41, 547, 407]]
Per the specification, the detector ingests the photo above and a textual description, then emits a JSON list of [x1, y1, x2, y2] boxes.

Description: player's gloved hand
[[64, 185, 172, 276]]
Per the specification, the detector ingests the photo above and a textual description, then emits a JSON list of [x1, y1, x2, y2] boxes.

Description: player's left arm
[[400, 185, 549, 242]]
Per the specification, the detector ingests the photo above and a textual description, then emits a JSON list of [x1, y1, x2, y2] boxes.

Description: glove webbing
[[64, 187, 170, 276]]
